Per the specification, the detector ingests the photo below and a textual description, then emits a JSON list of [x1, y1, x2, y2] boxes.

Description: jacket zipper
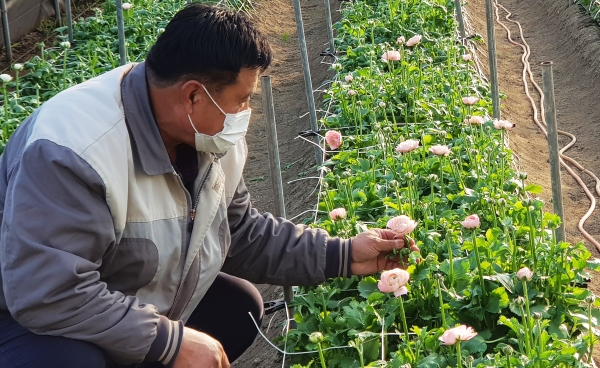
[[168, 160, 215, 319]]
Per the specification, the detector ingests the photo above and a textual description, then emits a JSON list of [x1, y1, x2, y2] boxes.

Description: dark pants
[[0, 273, 263, 368]]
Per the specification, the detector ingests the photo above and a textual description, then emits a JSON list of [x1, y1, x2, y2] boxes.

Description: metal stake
[[323, 0, 335, 55], [54, 0, 62, 26], [261, 75, 296, 329], [0, 0, 11, 63], [65, 0, 73, 44], [292, 0, 323, 166], [455, 0, 466, 41], [485, 0, 500, 119], [541, 61, 565, 242], [116, 0, 127, 65]]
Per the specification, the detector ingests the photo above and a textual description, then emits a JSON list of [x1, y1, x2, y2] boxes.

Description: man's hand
[[172, 327, 230, 368], [351, 228, 420, 275]]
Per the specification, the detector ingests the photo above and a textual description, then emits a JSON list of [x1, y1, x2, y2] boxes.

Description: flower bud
[[388, 180, 399, 188], [426, 253, 438, 264], [532, 312, 542, 320], [309, 332, 325, 344], [427, 174, 438, 181], [465, 356, 474, 364], [433, 272, 444, 280], [0, 74, 12, 83], [585, 295, 596, 305], [12, 63, 23, 71], [502, 345, 514, 355], [60, 41, 71, 49], [514, 296, 525, 306], [519, 172, 528, 180]]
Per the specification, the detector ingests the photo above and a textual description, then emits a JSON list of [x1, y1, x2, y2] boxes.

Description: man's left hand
[[350, 228, 420, 275]]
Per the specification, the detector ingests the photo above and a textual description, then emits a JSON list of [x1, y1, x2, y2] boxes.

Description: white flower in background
[[122, 2, 133, 10], [0, 74, 12, 83], [60, 41, 71, 49], [379, 102, 386, 108], [12, 63, 23, 71]]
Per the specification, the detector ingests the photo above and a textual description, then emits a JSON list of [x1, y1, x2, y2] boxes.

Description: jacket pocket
[[99, 238, 159, 296]]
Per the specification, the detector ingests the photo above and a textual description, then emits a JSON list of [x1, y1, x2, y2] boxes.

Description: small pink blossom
[[406, 34, 422, 47], [464, 116, 484, 125], [430, 145, 451, 156], [462, 53, 472, 61], [397, 36, 406, 44], [325, 130, 342, 150], [462, 96, 479, 105], [439, 325, 478, 345], [348, 89, 357, 96], [386, 215, 418, 236], [394, 286, 408, 297], [516, 267, 533, 281], [493, 119, 515, 130], [381, 50, 401, 62], [395, 139, 420, 153], [329, 208, 347, 221], [344, 74, 354, 83], [122, 2, 133, 10], [461, 214, 480, 229], [378, 269, 410, 294]]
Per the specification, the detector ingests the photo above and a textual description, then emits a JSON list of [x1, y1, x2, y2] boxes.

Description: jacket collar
[[121, 62, 174, 176]]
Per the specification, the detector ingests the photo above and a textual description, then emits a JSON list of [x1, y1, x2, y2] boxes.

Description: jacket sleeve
[[221, 178, 352, 286], [0, 140, 181, 365]]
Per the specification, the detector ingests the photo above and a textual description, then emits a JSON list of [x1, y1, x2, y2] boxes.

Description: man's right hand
[[171, 327, 230, 368]]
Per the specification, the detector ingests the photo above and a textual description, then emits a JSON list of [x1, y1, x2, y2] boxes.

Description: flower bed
[[284, 0, 600, 367]]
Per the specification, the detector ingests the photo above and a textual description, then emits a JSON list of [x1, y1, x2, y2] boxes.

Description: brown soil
[[465, 0, 600, 363], [233, 0, 339, 367]]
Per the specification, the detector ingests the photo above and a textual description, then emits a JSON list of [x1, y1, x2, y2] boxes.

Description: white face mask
[[188, 85, 252, 153]]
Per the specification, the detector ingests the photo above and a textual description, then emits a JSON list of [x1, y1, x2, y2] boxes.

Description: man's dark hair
[[146, 4, 272, 90]]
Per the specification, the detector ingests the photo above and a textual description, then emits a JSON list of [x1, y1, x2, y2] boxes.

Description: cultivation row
[[575, 0, 600, 22], [285, 0, 600, 367]]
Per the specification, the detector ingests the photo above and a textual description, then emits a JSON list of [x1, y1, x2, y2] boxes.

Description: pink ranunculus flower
[[462, 53, 472, 61], [348, 89, 357, 96], [386, 215, 418, 236], [344, 74, 354, 83], [394, 286, 408, 297], [381, 50, 401, 62], [439, 325, 478, 345], [516, 266, 533, 281], [378, 269, 410, 294], [429, 145, 451, 156], [493, 119, 515, 130], [462, 96, 479, 105], [397, 36, 406, 44], [461, 214, 480, 229], [325, 130, 342, 150], [329, 207, 347, 221], [406, 34, 422, 47], [122, 2, 133, 10], [395, 139, 420, 153], [466, 116, 484, 125]]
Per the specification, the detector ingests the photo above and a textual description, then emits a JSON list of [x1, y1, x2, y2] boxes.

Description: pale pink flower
[[325, 130, 342, 150], [516, 267, 533, 281], [461, 214, 480, 229], [462, 53, 472, 61], [406, 34, 422, 47], [348, 89, 357, 96], [493, 119, 515, 130], [381, 50, 401, 62], [465, 116, 484, 125], [344, 74, 354, 83], [430, 145, 451, 156], [386, 215, 418, 236], [378, 269, 410, 294], [379, 102, 386, 108], [462, 96, 479, 105], [395, 139, 420, 153], [122, 2, 133, 10], [329, 208, 347, 221], [394, 286, 408, 297], [397, 36, 406, 44], [439, 325, 478, 345]]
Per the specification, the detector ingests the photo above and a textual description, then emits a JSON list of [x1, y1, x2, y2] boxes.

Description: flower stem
[[518, 303, 532, 355], [436, 277, 447, 328], [456, 342, 463, 368], [398, 296, 410, 342], [447, 237, 454, 287], [317, 342, 326, 368], [2, 84, 8, 121], [526, 206, 537, 269], [522, 281, 535, 355], [472, 230, 486, 299], [588, 301, 595, 363]]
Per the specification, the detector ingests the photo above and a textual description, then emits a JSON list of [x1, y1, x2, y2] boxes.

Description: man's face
[[190, 68, 259, 136]]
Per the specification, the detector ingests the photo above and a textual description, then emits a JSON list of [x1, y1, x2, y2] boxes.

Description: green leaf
[[416, 353, 447, 368], [524, 184, 543, 194], [485, 273, 515, 293], [461, 334, 487, 355], [357, 277, 378, 299], [485, 287, 510, 313]]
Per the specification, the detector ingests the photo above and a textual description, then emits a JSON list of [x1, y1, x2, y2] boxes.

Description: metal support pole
[[541, 61, 565, 242], [454, 0, 466, 42], [323, 0, 335, 55], [0, 0, 11, 63], [261, 76, 296, 329], [116, 0, 127, 66], [54, 0, 62, 26], [292, 0, 323, 166], [65, 0, 73, 44], [484, 0, 501, 119]]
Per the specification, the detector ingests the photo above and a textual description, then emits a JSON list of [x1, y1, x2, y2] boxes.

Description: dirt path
[[233, 0, 339, 366], [465, 0, 600, 362]]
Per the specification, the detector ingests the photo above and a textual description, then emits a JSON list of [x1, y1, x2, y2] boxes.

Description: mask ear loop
[[188, 114, 200, 134], [201, 85, 226, 115]]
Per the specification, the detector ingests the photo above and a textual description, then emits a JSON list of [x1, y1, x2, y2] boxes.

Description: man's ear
[[181, 80, 203, 114]]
